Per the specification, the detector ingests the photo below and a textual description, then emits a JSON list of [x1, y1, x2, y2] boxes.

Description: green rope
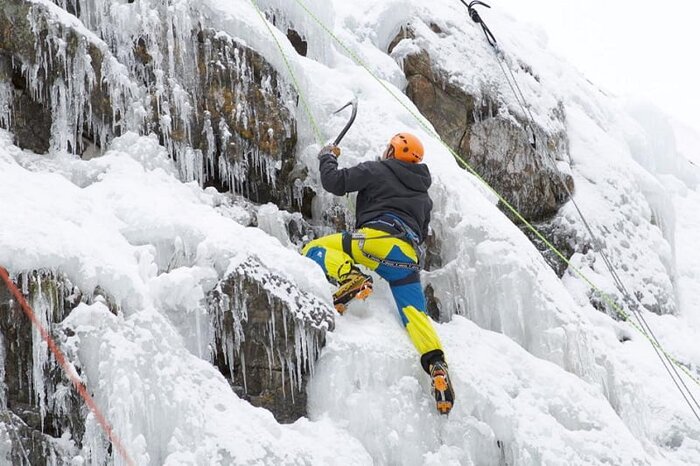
[[289, 0, 700, 390], [249, 0, 324, 144]]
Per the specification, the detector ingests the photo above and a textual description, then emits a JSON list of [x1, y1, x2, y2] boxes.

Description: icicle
[[0, 333, 6, 409], [219, 119, 232, 149], [24, 6, 101, 155], [294, 321, 303, 391], [240, 352, 247, 394], [0, 80, 12, 129], [202, 112, 216, 181], [176, 144, 204, 184], [29, 274, 49, 426], [268, 311, 275, 359], [277, 348, 287, 401], [265, 343, 274, 386]]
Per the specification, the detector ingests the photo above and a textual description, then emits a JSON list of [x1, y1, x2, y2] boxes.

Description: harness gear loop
[[343, 213, 426, 271], [353, 232, 422, 271]]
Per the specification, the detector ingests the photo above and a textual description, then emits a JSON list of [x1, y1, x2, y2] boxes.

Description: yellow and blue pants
[[302, 228, 445, 373]]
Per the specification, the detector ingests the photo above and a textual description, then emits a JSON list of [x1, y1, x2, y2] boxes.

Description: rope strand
[[0, 268, 136, 466], [464, 0, 700, 419]]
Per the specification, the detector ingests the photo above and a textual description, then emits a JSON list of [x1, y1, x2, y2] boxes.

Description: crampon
[[333, 268, 373, 314], [430, 360, 455, 415]]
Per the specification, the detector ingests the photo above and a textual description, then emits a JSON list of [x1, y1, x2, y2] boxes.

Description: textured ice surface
[[0, 0, 699, 464]]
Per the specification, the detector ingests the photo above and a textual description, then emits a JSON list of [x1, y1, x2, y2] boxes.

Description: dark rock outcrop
[[0, 0, 116, 155], [0, 271, 85, 465], [286, 28, 308, 57], [194, 29, 303, 210], [390, 28, 573, 222], [520, 218, 592, 278], [265, 9, 309, 57], [0, 0, 312, 214], [208, 257, 334, 423]]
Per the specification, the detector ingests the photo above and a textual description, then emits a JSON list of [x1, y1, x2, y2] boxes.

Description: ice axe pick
[[332, 97, 358, 146]]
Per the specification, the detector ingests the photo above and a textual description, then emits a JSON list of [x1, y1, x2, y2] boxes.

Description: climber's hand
[[318, 144, 341, 158]]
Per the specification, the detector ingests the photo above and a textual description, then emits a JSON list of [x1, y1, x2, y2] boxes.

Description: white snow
[[0, 0, 699, 464]]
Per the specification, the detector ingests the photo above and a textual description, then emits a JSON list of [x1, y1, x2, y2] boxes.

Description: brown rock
[[208, 257, 334, 423], [394, 30, 573, 222]]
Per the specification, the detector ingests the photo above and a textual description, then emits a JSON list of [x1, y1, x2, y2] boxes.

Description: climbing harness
[[344, 213, 425, 272], [251, 0, 700, 420], [459, 1, 700, 421], [332, 97, 358, 146], [354, 232, 422, 271], [0, 267, 136, 466]]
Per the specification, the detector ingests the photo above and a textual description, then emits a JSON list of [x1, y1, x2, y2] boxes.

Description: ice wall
[[0, 0, 699, 464]]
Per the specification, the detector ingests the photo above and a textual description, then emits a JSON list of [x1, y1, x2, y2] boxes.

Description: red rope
[[0, 267, 136, 466]]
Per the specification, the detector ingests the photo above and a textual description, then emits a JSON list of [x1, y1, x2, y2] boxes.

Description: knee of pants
[[303, 244, 329, 272], [302, 234, 354, 280]]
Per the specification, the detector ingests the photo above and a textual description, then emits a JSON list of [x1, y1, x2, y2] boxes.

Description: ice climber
[[302, 133, 455, 415]]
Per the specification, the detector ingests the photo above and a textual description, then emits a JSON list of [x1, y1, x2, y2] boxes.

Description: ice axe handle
[[332, 98, 358, 146]]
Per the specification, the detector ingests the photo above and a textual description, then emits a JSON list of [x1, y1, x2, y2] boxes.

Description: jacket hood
[[382, 159, 432, 192]]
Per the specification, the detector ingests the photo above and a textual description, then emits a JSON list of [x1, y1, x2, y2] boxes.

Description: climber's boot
[[333, 267, 373, 314], [430, 360, 455, 415]]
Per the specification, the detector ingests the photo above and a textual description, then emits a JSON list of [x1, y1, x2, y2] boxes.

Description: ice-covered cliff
[[0, 0, 699, 465]]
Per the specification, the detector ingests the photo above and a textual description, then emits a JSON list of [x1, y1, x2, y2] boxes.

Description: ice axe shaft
[[332, 98, 358, 146]]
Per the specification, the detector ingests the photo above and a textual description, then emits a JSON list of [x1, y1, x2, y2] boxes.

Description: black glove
[[318, 144, 341, 159]]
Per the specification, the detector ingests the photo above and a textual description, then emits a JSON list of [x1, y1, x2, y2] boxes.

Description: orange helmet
[[383, 133, 424, 163]]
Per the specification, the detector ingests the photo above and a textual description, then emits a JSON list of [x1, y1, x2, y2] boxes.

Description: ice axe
[[331, 97, 358, 146]]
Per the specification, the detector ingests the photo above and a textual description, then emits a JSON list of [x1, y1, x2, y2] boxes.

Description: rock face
[[192, 28, 302, 210], [390, 29, 573, 222], [0, 59, 52, 154], [0, 271, 85, 465], [208, 257, 334, 423], [386, 26, 581, 325], [389, 25, 675, 321], [519, 220, 591, 278], [0, 0, 310, 213], [0, 0, 328, 455], [0, 0, 112, 155]]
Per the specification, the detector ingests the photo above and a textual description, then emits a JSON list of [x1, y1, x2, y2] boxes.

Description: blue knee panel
[[374, 245, 416, 283], [304, 246, 329, 275]]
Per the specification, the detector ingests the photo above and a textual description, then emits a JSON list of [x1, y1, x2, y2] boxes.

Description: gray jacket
[[319, 153, 433, 242]]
